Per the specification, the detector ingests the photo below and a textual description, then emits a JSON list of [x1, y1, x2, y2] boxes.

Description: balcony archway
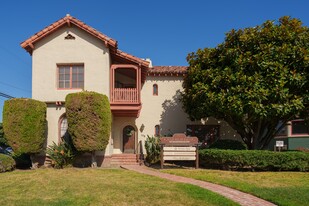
[[110, 64, 142, 117]]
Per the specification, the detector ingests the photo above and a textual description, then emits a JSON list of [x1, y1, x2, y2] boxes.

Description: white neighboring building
[[21, 15, 240, 167]]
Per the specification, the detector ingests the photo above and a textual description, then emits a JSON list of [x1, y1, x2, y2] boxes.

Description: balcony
[[111, 88, 139, 103], [110, 64, 142, 117]]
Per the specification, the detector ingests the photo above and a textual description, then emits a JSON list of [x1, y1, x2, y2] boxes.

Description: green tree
[[183, 16, 309, 149], [65, 91, 111, 167], [2, 98, 46, 167], [0, 123, 8, 147]]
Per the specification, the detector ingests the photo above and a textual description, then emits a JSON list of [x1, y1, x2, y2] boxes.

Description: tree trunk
[[91, 151, 97, 168], [30, 154, 39, 169]]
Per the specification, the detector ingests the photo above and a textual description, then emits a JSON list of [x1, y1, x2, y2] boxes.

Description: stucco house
[[21, 14, 242, 167]]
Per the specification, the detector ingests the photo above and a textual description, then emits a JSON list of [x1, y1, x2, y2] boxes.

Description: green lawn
[[163, 169, 309, 206], [0, 168, 238, 206]]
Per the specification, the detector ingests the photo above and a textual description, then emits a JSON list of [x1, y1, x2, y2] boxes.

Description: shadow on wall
[[160, 90, 189, 136]]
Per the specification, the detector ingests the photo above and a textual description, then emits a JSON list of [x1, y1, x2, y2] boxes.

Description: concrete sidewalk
[[121, 165, 276, 206]]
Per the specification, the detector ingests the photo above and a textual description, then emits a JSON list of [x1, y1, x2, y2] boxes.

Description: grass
[[163, 168, 309, 206], [0, 168, 239, 206]]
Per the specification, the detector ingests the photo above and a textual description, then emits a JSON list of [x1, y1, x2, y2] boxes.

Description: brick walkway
[[121, 165, 276, 206]]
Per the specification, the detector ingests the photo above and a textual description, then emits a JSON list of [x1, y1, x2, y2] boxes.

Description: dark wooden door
[[123, 125, 135, 153]]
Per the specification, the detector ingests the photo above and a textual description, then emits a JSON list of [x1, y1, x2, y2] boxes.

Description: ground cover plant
[[0, 168, 238, 206], [163, 169, 309, 206], [0, 154, 15, 172]]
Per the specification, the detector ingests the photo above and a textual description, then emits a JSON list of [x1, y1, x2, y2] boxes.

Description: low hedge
[[0, 154, 15, 172], [199, 149, 309, 171], [209, 139, 247, 150]]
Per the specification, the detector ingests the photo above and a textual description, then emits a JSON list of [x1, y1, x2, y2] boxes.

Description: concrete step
[[111, 154, 140, 166]]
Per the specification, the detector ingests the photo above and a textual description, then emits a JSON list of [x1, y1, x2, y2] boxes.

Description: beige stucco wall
[[32, 25, 110, 101], [137, 76, 240, 140], [31, 23, 240, 157], [32, 25, 112, 156], [45, 105, 66, 146], [112, 116, 138, 154], [112, 75, 241, 154]]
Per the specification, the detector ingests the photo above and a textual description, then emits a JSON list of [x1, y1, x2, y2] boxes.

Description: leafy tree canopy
[[0, 123, 8, 147], [183, 16, 309, 149]]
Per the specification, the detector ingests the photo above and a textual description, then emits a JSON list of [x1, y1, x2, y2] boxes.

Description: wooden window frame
[[57, 64, 84, 90]]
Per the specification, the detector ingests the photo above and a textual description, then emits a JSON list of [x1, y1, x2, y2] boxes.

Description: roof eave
[[20, 15, 117, 54]]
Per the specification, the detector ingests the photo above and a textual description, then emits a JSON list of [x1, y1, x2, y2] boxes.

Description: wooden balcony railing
[[111, 88, 139, 103]]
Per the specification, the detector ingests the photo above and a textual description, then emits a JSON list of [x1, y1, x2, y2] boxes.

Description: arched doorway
[[123, 125, 135, 153]]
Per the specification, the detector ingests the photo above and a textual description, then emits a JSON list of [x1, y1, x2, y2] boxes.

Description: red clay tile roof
[[148, 66, 188, 75], [21, 15, 117, 54], [111, 49, 149, 67], [20, 15, 149, 67]]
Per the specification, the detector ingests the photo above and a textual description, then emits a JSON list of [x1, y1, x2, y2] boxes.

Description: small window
[[153, 84, 158, 96], [58, 65, 84, 89], [291, 120, 309, 135], [155, 125, 160, 136]]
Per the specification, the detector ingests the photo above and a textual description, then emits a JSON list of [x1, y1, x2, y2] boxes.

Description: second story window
[[153, 84, 158, 96], [58, 65, 84, 89]]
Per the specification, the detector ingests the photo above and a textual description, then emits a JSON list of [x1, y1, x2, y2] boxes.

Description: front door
[[123, 125, 135, 153]]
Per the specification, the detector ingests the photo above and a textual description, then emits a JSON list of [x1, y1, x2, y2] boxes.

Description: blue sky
[[0, 0, 309, 121]]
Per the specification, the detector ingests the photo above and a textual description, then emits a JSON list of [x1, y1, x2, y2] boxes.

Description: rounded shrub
[[65, 91, 111, 152], [2, 98, 47, 154], [209, 139, 248, 150], [0, 154, 15, 172]]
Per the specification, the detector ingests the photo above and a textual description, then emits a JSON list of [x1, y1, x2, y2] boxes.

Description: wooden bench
[[160, 133, 199, 169]]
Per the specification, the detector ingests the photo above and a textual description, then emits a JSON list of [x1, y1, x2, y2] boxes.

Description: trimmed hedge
[[0, 154, 15, 172], [209, 139, 247, 150], [3, 98, 47, 154], [65, 91, 112, 152], [199, 149, 309, 171]]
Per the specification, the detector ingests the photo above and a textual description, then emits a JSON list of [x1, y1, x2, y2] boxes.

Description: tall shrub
[[2, 98, 46, 168], [65, 91, 111, 167], [0, 123, 8, 147]]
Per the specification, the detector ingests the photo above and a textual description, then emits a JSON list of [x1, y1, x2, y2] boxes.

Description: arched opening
[[122, 125, 136, 153], [153, 84, 158, 96], [155, 125, 160, 136], [58, 114, 70, 143]]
